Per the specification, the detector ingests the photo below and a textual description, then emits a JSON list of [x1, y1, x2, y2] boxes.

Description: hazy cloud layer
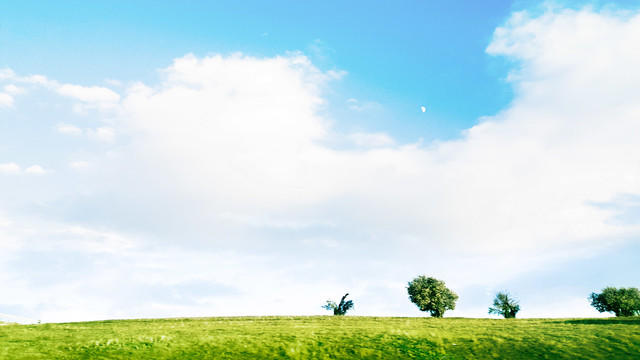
[[1, 6, 640, 322]]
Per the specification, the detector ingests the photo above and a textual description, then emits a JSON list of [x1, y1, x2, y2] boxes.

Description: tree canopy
[[589, 287, 640, 317], [407, 276, 458, 317]]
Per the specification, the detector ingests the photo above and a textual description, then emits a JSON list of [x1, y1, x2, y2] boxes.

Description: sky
[[1, 0, 640, 323]]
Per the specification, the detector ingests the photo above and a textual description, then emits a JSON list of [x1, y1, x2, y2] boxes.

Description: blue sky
[[1, 0, 640, 322], [1, 0, 518, 141]]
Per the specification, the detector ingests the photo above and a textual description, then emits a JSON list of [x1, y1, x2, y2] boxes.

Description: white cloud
[[0, 162, 20, 174], [0, 68, 55, 89], [56, 123, 83, 136], [57, 84, 120, 103], [56, 83, 120, 112], [348, 132, 395, 147], [104, 78, 123, 87], [346, 98, 382, 112], [468, 6, 640, 251], [119, 53, 335, 211], [25, 165, 47, 175], [327, 69, 348, 80], [0, 163, 47, 175], [86, 127, 115, 142], [0, 93, 14, 107], [0, 68, 15, 80], [20, 74, 51, 86], [113, 38, 640, 260], [117, 7, 640, 273], [4, 84, 25, 95]]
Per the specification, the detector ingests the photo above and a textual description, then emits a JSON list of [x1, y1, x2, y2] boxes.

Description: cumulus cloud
[[118, 53, 337, 213], [108, 8, 640, 279], [114, 41, 640, 260], [25, 165, 47, 175], [0, 162, 20, 174], [471, 6, 640, 246]]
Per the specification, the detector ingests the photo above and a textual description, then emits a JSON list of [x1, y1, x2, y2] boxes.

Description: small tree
[[488, 291, 520, 318], [589, 287, 640, 317], [323, 293, 354, 315], [407, 275, 458, 317]]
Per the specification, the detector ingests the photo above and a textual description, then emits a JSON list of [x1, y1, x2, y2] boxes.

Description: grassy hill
[[1, 316, 639, 359]]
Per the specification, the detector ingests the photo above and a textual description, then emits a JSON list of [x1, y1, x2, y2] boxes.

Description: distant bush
[[407, 276, 458, 317], [589, 286, 640, 317], [488, 291, 520, 318], [323, 293, 354, 315]]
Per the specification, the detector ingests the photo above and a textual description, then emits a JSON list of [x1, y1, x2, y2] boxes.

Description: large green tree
[[407, 276, 458, 317], [589, 287, 640, 317], [488, 291, 520, 318]]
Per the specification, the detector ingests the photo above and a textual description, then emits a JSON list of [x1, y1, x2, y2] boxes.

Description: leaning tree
[[323, 293, 354, 316], [407, 275, 458, 317]]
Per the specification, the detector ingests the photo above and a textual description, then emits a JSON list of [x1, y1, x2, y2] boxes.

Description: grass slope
[[1, 316, 639, 359]]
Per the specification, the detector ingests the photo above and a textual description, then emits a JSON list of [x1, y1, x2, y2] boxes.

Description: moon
[[421, 106, 426, 112]]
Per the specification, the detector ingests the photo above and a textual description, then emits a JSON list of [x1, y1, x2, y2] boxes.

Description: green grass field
[[1, 316, 639, 359]]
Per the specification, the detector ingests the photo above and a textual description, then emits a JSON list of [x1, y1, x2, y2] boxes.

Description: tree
[[323, 293, 354, 315], [407, 276, 458, 317], [589, 287, 640, 317], [488, 291, 520, 318]]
